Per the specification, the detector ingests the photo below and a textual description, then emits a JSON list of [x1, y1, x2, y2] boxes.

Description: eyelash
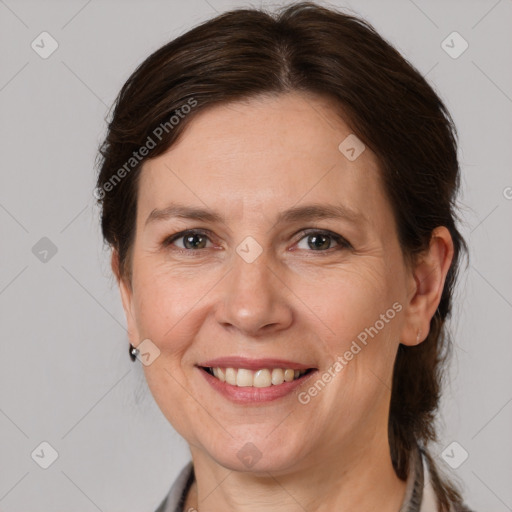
[[161, 229, 352, 255]]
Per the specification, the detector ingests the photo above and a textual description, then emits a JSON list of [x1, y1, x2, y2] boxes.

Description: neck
[[185, 437, 407, 512]]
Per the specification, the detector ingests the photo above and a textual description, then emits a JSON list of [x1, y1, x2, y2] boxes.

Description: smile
[[201, 367, 314, 387]]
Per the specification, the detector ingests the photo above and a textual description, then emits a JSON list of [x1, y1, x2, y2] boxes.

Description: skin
[[113, 91, 454, 512]]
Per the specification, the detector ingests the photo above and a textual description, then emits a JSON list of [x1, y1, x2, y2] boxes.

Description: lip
[[197, 356, 315, 371], [198, 365, 318, 404]]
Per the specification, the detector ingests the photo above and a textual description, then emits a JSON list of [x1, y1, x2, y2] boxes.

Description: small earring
[[416, 329, 421, 343], [129, 343, 139, 362]]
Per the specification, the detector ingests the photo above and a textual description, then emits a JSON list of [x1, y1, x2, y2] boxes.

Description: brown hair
[[96, 2, 468, 509]]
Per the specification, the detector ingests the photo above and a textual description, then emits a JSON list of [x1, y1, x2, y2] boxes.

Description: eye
[[162, 229, 214, 251], [161, 228, 352, 254], [295, 230, 351, 252]]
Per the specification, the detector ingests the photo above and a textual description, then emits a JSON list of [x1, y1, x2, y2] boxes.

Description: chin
[[203, 434, 309, 475]]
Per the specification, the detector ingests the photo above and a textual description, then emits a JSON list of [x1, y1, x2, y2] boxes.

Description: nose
[[215, 250, 294, 337]]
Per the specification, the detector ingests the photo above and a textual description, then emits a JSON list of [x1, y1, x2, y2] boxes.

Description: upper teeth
[[210, 367, 308, 387]]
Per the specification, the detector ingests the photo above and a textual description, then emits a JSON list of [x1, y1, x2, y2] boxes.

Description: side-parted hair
[[96, 3, 468, 510]]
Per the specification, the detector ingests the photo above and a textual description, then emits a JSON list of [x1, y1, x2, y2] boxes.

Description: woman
[[95, 3, 473, 511]]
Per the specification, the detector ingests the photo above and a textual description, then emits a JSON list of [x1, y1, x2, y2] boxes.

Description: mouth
[[196, 356, 319, 403], [199, 366, 316, 388]]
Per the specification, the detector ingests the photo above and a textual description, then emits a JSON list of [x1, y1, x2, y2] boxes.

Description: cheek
[[298, 262, 400, 341], [305, 264, 402, 407], [131, 261, 226, 357]]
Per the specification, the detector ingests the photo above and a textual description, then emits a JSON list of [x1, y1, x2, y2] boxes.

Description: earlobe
[[399, 227, 454, 347]]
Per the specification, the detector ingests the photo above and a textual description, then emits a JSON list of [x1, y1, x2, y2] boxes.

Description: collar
[[399, 444, 441, 512]]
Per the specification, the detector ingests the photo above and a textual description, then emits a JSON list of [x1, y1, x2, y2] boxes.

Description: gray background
[[1, 0, 511, 511]]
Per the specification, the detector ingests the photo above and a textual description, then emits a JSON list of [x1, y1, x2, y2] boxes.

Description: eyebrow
[[145, 202, 366, 228]]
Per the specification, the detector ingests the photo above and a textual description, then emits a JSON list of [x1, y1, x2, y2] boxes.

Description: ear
[[111, 249, 140, 346], [399, 226, 454, 346]]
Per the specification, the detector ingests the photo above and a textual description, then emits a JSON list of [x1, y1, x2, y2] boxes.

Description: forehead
[[137, 92, 388, 227]]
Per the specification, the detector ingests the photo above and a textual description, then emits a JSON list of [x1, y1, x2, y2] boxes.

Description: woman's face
[[118, 92, 420, 473]]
